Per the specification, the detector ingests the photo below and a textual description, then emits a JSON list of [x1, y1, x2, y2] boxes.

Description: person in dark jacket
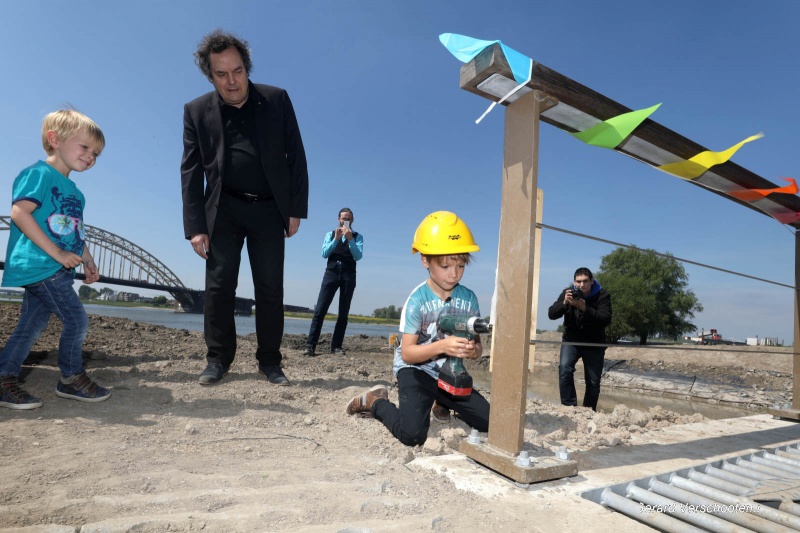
[[181, 30, 309, 387], [547, 267, 612, 411], [303, 208, 363, 356]]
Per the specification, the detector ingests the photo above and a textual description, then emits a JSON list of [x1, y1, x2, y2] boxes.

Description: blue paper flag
[[439, 33, 532, 85]]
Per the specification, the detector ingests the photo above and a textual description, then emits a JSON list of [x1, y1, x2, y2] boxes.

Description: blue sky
[[1, 1, 798, 343]]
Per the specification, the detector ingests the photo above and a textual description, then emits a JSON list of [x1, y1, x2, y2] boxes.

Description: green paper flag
[[571, 103, 661, 148]]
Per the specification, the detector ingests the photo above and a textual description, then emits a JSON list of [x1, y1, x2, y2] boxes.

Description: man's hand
[[286, 217, 301, 238], [564, 291, 586, 311], [190, 234, 210, 260], [342, 224, 353, 240]]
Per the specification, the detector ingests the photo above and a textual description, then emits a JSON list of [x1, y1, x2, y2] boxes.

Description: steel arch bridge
[[0, 215, 252, 313]]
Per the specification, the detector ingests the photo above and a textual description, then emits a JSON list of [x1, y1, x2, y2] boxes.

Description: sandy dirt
[[0, 302, 793, 532]]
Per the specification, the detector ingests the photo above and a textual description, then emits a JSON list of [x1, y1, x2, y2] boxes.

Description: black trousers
[[204, 193, 285, 368], [558, 343, 605, 411], [306, 266, 356, 351], [373, 367, 490, 446]]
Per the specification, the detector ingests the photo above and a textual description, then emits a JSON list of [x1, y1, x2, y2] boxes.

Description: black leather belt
[[222, 187, 273, 203]]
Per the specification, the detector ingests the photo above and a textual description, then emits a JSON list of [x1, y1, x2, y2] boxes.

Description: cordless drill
[[436, 315, 491, 397]]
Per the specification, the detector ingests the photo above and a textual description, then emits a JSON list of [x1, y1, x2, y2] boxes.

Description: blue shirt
[[393, 281, 481, 379], [321, 230, 363, 261], [2, 161, 86, 287]]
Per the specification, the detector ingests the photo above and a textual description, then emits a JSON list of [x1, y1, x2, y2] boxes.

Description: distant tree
[[596, 247, 702, 345], [373, 305, 401, 319], [152, 295, 168, 306], [99, 287, 114, 297], [78, 286, 100, 300]]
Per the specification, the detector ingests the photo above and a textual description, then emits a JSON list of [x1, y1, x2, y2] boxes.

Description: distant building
[[746, 336, 782, 346], [284, 304, 313, 313], [0, 288, 23, 297], [117, 292, 141, 302]]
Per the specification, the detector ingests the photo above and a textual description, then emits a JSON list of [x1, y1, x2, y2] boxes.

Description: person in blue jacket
[[303, 208, 363, 356]]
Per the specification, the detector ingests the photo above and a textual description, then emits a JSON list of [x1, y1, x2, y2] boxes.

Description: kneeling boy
[[346, 211, 490, 445]]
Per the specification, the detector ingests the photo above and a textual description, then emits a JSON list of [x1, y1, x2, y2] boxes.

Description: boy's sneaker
[[431, 401, 451, 422], [332, 348, 347, 356], [56, 372, 111, 403], [301, 347, 316, 357], [0, 377, 43, 410], [346, 385, 388, 418]]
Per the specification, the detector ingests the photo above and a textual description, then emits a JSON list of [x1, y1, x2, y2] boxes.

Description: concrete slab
[[412, 415, 800, 532]]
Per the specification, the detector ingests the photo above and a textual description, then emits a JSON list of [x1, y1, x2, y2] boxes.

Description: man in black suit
[[181, 30, 308, 386]]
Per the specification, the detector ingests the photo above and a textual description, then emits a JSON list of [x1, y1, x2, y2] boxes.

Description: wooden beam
[[458, 43, 800, 228]]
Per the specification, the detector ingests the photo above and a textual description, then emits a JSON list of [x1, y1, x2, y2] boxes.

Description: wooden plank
[[460, 440, 578, 484], [529, 189, 543, 372], [458, 43, 800, 228]]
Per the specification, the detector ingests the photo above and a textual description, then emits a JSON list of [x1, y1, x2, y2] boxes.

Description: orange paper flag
[[728, 178, 798, 202]]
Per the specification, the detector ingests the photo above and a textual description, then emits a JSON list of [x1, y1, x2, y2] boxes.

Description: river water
[[81, 304, 754, 419], [82, 304, 399, 338]]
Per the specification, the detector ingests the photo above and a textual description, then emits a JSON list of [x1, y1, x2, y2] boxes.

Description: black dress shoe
[[198, 363, 229, 385], [258, 365, 290, 386]]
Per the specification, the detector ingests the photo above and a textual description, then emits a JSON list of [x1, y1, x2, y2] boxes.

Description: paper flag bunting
[[571, 104, 661, 149], [439, 33, 531, 85], [657, 133, 764, 180], [728, 178, 798, 202]]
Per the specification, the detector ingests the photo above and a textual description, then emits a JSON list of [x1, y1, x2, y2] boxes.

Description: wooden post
[[529, 189, 543, 372], [795, 230, 799, 411], [768, 228, 800, 420], [460, 91, 576, 483]]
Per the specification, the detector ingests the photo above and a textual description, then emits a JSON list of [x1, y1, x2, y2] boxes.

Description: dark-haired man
[[303, 208, 363, 356], [181, 29, 308, 387], [547, 267, 612, 411]]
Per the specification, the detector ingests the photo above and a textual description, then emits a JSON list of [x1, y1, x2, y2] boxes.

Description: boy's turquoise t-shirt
[[393, 281, 481, 380], [2, 161, 86, 287]]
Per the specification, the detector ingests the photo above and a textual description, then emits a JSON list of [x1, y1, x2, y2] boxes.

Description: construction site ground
[[0, 303, 796, 532]]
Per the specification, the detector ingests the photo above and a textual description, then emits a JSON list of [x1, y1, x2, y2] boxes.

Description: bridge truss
[[0, 215, 186, 289]]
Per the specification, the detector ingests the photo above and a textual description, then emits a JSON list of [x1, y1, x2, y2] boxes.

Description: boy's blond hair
[[41, 109, 105, 155], [422, 253, 473, 266]]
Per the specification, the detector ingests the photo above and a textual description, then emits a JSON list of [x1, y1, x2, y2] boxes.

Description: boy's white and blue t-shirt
[[393, 281, 481, 380], [2, 161, 86, 287]]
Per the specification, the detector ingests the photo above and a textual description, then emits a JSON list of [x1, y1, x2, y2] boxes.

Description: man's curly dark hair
[[194, 29, 253, 81]]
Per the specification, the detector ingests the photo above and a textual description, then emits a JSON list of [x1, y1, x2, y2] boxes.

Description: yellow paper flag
[[657, 133, 763, 180]]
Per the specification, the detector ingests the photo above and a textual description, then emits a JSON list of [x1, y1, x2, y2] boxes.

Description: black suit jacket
[[180, 82, 309, 239]]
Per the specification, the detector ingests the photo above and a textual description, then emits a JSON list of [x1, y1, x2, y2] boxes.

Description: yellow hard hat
[[411, 211, 480, 255]]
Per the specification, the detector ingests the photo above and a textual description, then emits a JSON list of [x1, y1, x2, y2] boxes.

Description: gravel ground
[[0, 302, 793, 531]]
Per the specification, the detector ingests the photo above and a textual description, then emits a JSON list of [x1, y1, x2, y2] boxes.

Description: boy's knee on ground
[[398, 431, 428, 447]]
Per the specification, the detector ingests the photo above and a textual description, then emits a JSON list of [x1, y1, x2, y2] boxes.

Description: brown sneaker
[[346, 385, 388, 418], [431, 401, 451, 422]]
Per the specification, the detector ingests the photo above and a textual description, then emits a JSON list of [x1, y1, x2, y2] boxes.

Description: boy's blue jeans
[[0, 268, 88, 379]]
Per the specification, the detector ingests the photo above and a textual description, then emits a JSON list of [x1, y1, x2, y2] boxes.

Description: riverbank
[[0, 302, 794, 531]]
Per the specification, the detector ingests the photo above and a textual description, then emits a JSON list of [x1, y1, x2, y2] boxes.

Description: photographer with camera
[[547, 267, 612, 411], [303, 208, 363, 356]]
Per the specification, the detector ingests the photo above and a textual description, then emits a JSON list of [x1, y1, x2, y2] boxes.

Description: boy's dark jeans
[[558, 343, 605, 411], [373, 367, 490, 446]]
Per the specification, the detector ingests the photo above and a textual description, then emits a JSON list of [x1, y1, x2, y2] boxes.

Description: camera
[[570, 287, 584, 299]]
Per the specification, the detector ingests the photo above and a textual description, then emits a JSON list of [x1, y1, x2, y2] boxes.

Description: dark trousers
[[558, 343, 605, 411], [373, 367, 490, 446], [306, 267, 356, 351], [204, 193, 285, 368]]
